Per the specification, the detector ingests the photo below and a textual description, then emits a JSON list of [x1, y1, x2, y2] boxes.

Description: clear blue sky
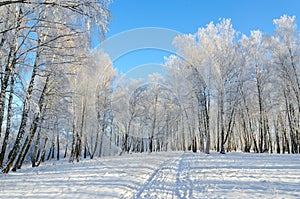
[[106, 0, 300, 74]]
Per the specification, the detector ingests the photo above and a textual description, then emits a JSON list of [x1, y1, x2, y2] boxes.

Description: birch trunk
[[2, 47, 40, 173], [0, 75, 15, 167]]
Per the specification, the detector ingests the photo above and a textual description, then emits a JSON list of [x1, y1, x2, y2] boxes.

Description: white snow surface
[[0, 152, 299, 199]]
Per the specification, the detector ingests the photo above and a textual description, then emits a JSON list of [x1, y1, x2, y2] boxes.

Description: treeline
[[1, 2, 299, 174], [163, 16, 300, 155], [113, 16, 300, 156], [0, 0, 111, 173]]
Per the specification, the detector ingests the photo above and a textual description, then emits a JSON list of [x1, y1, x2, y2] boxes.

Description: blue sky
[[105, 0, 300, 74]]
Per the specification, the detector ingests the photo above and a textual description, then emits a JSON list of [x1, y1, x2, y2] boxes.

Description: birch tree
[[1, 0, 110, 173], [271, 15, 300, 154]]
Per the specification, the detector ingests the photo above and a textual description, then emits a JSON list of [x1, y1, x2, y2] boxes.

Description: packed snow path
[[126, 152, 300, 198], [130, 153, 193, 199], [0, 152, 300, 198]]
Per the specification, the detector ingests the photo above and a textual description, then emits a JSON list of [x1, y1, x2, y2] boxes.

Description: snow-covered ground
[[0, 152, 299, 198]]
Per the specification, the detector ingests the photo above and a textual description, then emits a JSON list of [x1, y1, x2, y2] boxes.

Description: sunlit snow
[[0, 152, 299, 198]]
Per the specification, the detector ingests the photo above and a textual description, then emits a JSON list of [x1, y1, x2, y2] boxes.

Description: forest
[[0, 1, 299, 174]]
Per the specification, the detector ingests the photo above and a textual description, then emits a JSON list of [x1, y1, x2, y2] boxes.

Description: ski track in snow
[[129, 153, 193, 199], [0, 152, 300, 199]]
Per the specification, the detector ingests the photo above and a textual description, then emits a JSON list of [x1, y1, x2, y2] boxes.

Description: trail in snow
[[0, 152, 300, 199], [124, 152, 300, 199], [130, 153, 193, 199]]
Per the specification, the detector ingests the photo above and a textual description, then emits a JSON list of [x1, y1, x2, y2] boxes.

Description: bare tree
[[1, 0, 110, 173]]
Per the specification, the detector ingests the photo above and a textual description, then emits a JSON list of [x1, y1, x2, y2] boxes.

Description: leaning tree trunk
[[12, 75, 49, 170], [35, 136, 49, 167], [0, 48, 13, 138], [2, 48, 40, 173], [32, 129, 41, 167], [0, 75, 15, 167], [0, 6, 21, 138]]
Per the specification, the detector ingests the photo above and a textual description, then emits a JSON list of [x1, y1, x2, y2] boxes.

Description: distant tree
[[271, 15, 300, 154], [240, 31, 273, 153]]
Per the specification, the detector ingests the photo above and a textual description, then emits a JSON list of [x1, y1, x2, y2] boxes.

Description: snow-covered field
[[0, 152, 299, 199]]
